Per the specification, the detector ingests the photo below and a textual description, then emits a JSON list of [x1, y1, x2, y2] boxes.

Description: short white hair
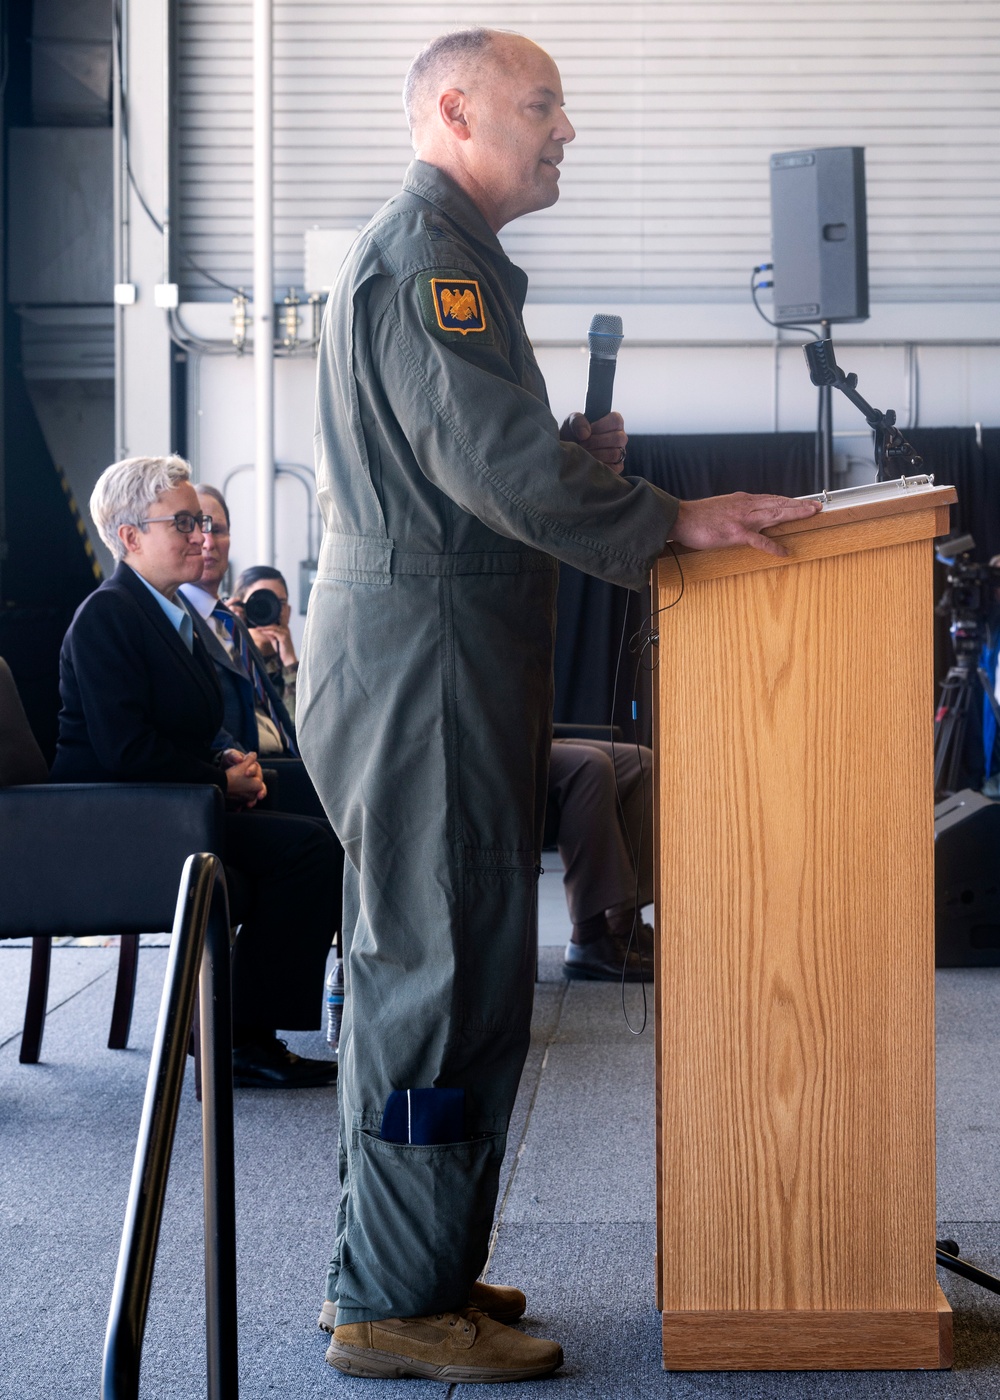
[[90, 455, 192, 562], [402, 28, 498, 133]]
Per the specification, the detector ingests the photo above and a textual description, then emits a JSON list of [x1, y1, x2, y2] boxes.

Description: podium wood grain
[[654, 490, 955, 1370]]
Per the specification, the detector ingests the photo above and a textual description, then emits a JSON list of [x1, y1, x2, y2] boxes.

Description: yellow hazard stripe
[[56, 465, 104, 581]]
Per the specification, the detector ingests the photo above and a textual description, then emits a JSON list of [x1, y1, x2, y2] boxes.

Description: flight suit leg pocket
[[336, 1127, 506, 1322]]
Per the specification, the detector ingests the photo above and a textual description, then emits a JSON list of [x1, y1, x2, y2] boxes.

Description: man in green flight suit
[[298, 27, 821, 1383]]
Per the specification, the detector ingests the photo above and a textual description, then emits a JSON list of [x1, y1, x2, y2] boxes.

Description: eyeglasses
[[141, 512, 214, 535]]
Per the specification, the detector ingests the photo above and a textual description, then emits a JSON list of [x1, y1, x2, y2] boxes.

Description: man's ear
[[438, 87, 472, 140]]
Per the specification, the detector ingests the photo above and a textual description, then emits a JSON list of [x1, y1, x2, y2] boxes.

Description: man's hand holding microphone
[[561, 313, 823, 556]]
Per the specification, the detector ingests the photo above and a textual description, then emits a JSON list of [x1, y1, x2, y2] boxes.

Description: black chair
[[0, 657, 225, 1063], [263, 754, 329, 820]]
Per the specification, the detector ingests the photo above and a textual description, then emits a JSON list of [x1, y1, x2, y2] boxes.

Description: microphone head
[[588, 313, 624, 361], [803, 338, 839, 387]]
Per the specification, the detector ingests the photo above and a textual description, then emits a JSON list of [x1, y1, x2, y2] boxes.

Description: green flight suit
[[297, 159, 679, 1325]]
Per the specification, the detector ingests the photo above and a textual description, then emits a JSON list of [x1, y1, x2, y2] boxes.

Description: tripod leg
[[933, 668, 978, 797], [937, 1240, 1000, 1296]]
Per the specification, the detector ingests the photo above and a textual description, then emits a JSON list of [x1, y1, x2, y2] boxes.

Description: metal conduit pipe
[[253, 0, 275, 565], [111, 3, 126, 460], [221, 461, 319, 564]]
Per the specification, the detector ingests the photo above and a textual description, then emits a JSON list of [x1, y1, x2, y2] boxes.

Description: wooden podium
[[653, 479, 956, 1371]]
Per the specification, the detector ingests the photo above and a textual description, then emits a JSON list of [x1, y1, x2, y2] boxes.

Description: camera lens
[[244, 588, 283, 627]]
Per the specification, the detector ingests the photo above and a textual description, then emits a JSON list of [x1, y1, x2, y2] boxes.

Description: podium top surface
[[772, 474, 956, 538], [660, 476, 957, 585]]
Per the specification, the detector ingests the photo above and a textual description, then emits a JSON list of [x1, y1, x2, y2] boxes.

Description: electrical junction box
[[304, 228, 359, 294]]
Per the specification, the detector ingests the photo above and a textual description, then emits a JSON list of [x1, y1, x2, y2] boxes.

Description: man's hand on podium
[[671, 493, 823, 558]]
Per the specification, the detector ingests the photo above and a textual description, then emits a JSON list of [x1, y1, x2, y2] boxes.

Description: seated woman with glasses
[[50, 454, 338, 1089]]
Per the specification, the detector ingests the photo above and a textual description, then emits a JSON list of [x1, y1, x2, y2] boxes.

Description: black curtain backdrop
[[553, 428, 1000, 744]]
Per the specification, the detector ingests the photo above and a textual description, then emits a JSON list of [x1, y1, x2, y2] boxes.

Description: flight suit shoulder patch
[[414, 270, 494, 345]]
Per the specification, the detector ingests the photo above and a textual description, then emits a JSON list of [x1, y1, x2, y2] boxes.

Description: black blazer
[[51, 562, 227, 790]]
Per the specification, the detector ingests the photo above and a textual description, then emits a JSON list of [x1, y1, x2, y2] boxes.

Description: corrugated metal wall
[[175, 1, 1000, 303]]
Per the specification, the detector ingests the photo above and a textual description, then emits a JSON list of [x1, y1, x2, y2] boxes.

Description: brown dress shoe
[[325, 1307, 563, 1382]]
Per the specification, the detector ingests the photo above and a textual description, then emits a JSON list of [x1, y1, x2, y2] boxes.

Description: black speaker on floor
[[769, 146, 869, 325], [935, 790, 1000, 967]]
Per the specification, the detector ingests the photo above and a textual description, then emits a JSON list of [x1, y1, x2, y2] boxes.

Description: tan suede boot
[[468, 1280, 526, 1323], [325, 1307, 563, 1382], [318, 1279, 526, 1333]]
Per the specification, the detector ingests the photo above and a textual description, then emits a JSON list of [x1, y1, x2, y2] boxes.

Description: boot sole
[[562, 963, 649, 983], [325, 1338, 563, 1382], [318, 1300, 525, 1331]]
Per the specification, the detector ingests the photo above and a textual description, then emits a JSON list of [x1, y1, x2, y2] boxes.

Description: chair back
[[0, 658, 48, 786]]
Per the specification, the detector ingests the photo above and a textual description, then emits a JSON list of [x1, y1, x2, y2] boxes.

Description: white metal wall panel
[[175, 1, 1000, 302]]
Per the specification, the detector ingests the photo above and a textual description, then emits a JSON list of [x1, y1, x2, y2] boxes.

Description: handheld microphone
[[584, 314, 624, 422]]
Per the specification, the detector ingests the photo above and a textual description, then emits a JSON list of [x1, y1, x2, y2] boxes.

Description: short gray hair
[[90, 455, 192, 562], [196, 482, 230, 529], [402, 28, 498, 133]]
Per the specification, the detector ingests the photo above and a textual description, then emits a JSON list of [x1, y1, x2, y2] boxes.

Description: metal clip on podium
[[102, 854, 239, 1400]]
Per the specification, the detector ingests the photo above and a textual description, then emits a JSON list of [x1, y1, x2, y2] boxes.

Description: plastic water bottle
[[325, 958, 344, 1054]]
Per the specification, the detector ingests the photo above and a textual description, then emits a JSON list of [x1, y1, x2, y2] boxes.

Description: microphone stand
[[816, 320, 834, 495], [803, 334, 924, 482]]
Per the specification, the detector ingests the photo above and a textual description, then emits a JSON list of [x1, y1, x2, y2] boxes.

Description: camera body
[[935, 537, 1000, 663], [243, 587, 283, 628]]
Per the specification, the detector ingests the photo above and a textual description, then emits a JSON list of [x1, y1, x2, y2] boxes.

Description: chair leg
[[20, 937, 52, 1064], [108, 935, 140, 1050]]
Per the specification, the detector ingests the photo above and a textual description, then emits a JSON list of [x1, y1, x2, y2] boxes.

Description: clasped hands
[[561, 410, 822, 556], [221, 747, 267, 808]]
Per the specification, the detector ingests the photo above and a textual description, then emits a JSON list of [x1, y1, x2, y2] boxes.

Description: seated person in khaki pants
[[548, 736, 654, 981]]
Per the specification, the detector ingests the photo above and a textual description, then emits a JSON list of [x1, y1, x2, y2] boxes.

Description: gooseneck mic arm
[[585, 314, 624, 422], [803, 337, 923, 483]]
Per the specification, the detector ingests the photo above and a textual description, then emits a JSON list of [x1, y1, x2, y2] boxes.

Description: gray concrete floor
[[2, 869, 1000, 1398]]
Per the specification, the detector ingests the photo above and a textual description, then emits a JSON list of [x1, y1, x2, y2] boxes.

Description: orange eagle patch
[[429, 278, 488, 335]]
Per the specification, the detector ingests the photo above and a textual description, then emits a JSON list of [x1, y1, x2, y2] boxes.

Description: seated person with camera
[[52, 455, 339, 1088], [228, 565, 298, 722]]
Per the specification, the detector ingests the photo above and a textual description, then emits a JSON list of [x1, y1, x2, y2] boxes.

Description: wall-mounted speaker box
[[935, 789, 1000, 967], [769, 146, 869, 326]]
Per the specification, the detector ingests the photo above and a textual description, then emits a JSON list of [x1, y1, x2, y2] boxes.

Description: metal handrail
[[102, 854, 239, 1400]]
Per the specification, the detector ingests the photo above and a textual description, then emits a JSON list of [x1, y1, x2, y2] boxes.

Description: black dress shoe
[[562, 931, 650, 983], [232, 1036, 338, 1088], [607, 914, 655, 963]]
